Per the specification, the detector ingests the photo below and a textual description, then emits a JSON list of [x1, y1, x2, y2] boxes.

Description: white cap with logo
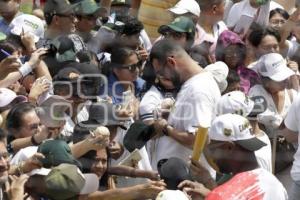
[[253, 53, 294, 82], [10, 14, 44, 43], [209, 114, 266, 151]]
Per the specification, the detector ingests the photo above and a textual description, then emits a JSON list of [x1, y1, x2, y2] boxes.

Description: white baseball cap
[[209, 114, 266, 151], [253, 53, 294, 82], [156, 190, 189, 200], [168, 0, 201, 17], [0, 88, 27, 109], [10, 14, 44, 43]]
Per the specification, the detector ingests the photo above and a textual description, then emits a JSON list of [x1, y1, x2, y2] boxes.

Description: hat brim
[[269, 67, 295, 82], [80, 119, 127, 130], [168, 7, 189, 15], [235, 137, 267, 151], [10, 27, 40, 43], [80, 173, 99, 195], [123, 122, 155, 152]]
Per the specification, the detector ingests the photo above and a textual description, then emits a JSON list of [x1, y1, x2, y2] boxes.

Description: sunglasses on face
[[164, 31, 185, 39], [119, 60, 143, 72]]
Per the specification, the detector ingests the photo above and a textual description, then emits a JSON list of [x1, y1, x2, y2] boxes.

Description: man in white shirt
[[280, 95, 300, 200], [149, 39, 220, 171]]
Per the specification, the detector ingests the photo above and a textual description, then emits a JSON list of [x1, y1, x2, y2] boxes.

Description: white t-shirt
[[284, 94, 300, 181], [255, 131, 272, 173], [151, 72, 220, 172], [139, 86, 164, 122], [205, 168, 288, 200], [248, 85, 297, 135]]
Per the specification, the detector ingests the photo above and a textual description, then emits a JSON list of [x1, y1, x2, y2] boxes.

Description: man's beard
[[170, 71, 182, 91]]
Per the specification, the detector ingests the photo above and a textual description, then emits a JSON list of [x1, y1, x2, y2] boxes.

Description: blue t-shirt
[[99, 73, 145, 104]]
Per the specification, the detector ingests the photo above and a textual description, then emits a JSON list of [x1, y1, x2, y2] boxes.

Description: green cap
[[158, 16, 195, 35], [75, 0, 104, 16], [44, 0, 74, 15], [44, 163, 99, 200], [0, 32, 6, 41], [37, 139, 80, 168]]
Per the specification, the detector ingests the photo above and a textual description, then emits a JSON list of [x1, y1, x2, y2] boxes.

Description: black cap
[[123, 121, 156, 152], [157, 157, 192, 190], [85, 102, 127, 128], [44, 0, 74, 15]]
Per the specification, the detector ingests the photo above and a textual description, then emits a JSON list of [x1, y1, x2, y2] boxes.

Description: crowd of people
[[0, 0, 299, 199]]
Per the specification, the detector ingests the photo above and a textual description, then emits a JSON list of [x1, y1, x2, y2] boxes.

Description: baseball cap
[[50, 35, 77, 63], [36, 95, 72, 128], [10, 14, 44, 43], [31, 163, 99, 200], [156, 190, 189, 200], [75, 0, 105, 16], [37, 139, 81, 168], [0, 32, 6, 41], [0, 88, 27, 109], [168, 0, 201, 17], [205, 61, 229, 93], [209, 113, 267, 151], [216, 91, 267, 117], [81, 102, 127, 129], [158, 16, 195, 35], [157, 157, 192, 190], [44, 0, 74, 15], [123, 121, 156, 152], [253, 53, 294, 82]]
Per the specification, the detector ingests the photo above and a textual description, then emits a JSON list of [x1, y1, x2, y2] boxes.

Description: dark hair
[[149, 39, 184, 65], [44, 13, 54, 25], [197, 0, 223, 11], [6, 34, 26, 51], [248, 26, 281, 47], [6, 102, 36, 133], [111, 46, 137, 65], [118, 16, 143, 36], [269, 8, 289, 20]]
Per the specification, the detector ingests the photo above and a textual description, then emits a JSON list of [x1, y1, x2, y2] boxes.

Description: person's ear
[[166, 56, 176, 69], [212, 4, 218, 14]]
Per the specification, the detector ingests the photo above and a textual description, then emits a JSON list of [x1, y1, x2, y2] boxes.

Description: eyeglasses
[[79, 14, 98, 21], [119, 61, 143, 72]]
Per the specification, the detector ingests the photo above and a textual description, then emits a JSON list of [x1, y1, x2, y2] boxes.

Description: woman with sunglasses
[[100, 46, 145, 106]]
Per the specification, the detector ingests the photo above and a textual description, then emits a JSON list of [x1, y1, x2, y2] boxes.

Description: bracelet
[[18, 62, 32, 77], [31, 135, 40, 146]]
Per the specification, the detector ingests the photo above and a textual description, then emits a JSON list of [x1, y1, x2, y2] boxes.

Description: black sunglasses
[[119, 60, 143, 72]]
